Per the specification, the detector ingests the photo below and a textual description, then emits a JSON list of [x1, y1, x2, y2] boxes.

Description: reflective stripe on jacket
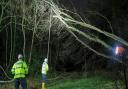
[[11, 59, 28, 78], [42, 62, 49, 75]]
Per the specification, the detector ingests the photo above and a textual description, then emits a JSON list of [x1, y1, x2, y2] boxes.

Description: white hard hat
[[18, 54, 23, 59], [44, 58, 48, 63]]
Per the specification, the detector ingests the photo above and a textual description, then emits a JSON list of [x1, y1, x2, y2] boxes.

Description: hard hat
[[44, 58, 48, 63], [18, 54, 23, 59]]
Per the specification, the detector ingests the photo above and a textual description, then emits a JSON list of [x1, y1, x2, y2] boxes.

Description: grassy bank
[[47, 76, 120, 89], [0, 73, 124, 89]]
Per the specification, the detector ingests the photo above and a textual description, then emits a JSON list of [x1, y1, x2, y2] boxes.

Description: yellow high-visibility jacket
[[42, 62, 49, 75], [11, 59, 28, 78]]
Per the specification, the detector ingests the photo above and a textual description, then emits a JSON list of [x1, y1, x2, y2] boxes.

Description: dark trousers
[[42, 74, 47, 83], [15, 78, 27, 89]]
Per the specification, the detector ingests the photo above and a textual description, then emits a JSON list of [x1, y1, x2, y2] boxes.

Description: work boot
[[42, 82, 45, 89]]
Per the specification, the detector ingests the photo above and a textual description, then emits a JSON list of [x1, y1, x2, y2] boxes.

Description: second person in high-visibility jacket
[[11, 54, 28, 89], [42, 58, 49, 89]]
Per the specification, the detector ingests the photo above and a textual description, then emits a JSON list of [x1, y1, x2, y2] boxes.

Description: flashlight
[[115, 46, 125, 55]]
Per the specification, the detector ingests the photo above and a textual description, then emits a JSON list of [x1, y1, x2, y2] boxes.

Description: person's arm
[[11, 64, 15, 75], [41, 64, 43, 74], [23, 62, 28, 75], [46, 63, 49, 72]]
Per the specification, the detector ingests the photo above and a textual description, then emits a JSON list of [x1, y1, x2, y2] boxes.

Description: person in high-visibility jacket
[[42, 58, 49, 89], [11, 54, 28, 89]]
